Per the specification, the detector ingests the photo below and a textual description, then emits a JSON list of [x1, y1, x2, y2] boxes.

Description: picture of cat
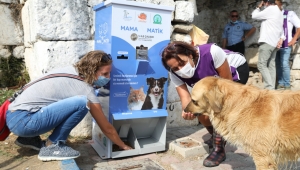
[[127, 86, 146, 110]]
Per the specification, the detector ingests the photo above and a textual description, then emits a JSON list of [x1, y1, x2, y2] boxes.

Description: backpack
[[0, 73, 84, 141], [0, 100, 11, 141]]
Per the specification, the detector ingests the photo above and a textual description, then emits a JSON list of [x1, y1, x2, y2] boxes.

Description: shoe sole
[[15, 140, 40, 151], [38, 154, 80, 161]]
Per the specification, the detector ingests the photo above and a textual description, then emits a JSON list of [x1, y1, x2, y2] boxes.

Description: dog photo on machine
[[184, 76, 300, 170], [141, 77, 167, 110]]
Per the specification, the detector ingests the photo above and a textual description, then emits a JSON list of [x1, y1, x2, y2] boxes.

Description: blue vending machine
[[91, 0, 174, 159]]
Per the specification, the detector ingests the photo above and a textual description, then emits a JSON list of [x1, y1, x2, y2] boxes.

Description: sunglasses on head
[[101, 54, 112, 62], [231, 15, 239, 18]]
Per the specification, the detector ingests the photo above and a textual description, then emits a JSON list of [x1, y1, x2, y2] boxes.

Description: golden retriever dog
[[184, 76, 300, 170]]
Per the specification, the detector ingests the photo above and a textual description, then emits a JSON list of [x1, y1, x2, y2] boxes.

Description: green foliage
[[0, 88, 16, 105], [0, 55, 30, 88]]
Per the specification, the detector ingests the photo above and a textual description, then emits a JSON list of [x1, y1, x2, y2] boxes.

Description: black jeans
[[227, 41, 245, 55]]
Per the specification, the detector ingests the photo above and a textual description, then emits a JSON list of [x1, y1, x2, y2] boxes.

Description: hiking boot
[[276, 84, 285, 90], [15, 136, 45, 151], [38, 141, 80, 161], [203, 131, 226, 167]]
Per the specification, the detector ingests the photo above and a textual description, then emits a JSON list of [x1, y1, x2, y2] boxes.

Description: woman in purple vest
[[161, 41, 249, 167]]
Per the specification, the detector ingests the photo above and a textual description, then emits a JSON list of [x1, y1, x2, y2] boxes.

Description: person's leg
[[257, 43, 276, 90], [236, 41, 245, 55], [281, 47, 292, 88], [275, 49, 284, 89], [203, 130, 226, 167], [267, 47, 278, 90], [7, 96, 89, 139], [198, 115, 213, 148]]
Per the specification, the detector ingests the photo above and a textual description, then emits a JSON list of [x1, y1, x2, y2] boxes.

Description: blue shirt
[[222, 21, 253, 46]]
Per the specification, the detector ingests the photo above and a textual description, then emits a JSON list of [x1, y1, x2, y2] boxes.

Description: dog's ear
[[146, 77, 154, 85], [204, 85, 223, 113], [160, 77, 168, 83]]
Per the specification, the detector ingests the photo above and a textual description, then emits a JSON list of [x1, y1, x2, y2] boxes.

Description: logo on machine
[[137, 34, 154, 42], [147, 28, 163, 34], [96, 22, 109, 44], [123, 10, 133, 21], [137, 13, 147, 22], [121, 26, 138, 32], [131, 33, 138, 41], [153, 14, 162, 24]]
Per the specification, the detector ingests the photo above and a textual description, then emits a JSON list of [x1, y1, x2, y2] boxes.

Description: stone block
[[245, 47, 258, 68], [24, 40, 93, 80], [88, 0, 104, 7], [0, 48, 11, 58], [173, 23, 193, 34], [22, 0, 90, 47], [171, 33, 192, 44], [292, 54, 300, 70], [0, 4, 23, 45], [174, 1, 194, 23], [169, 137, 209, 158], [13, 46, 25, 59], [0, 0, 18, 3]]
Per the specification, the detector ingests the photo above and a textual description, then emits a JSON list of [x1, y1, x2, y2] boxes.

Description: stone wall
[[1, 0, 300, 137]]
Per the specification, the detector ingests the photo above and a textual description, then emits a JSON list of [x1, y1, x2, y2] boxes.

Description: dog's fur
[[141, 77, 167, 110], [184, 77, 300, 170]]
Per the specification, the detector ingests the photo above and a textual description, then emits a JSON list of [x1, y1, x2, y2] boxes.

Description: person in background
[[275, 0, 300, 90], [252, 0, 285, 90], [6, 51, 132, 161], [222, 10, 256, 55], [161, 41, 249, 167]]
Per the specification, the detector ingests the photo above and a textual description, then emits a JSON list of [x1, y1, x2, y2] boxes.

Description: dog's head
[[146, 77, 168, 96], [184, 77, 224, 116]]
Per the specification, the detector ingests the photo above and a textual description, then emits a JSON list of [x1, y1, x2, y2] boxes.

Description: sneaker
[[15, 136, 45, 151], [38, 141, 80, 161], [276, 84, 285, 90]]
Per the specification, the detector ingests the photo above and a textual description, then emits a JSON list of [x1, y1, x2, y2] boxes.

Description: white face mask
[[175, 59, 196, 78]]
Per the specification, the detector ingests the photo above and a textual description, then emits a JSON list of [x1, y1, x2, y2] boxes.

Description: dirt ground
[[0, 133, 91, 170]]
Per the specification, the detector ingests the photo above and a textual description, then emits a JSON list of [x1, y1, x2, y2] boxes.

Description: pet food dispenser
[[91, 0, 174, 159]]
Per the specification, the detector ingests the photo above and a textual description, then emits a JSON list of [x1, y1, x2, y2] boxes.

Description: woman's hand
[[182, 110, 197, 120], [120, 144, 133, 150]]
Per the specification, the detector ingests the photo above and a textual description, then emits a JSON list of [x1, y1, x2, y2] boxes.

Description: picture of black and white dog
[[141, 77, 168, 110]]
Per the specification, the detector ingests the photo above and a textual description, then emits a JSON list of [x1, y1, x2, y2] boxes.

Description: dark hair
[[263, 0, 275, 4], [230, 10, 238, 14], [161, 41, 198, 71]]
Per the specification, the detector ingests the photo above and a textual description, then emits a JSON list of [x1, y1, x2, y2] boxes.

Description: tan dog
[[184, 76, 300, 170]]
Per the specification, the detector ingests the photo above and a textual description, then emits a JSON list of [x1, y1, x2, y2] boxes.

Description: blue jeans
[[6, 96, 89, 143], [276, 47, 292, 87], [257, 43, 278, 90]]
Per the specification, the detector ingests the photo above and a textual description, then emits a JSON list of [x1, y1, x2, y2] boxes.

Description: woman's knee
[[72, 96, 89, 108]]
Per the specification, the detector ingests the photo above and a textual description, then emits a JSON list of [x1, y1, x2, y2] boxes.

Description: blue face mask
[[231, 20, 238, 24], [93, 76, 110, 87]]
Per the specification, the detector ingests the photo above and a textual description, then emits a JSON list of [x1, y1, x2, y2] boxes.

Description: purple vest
[[282, 10, 289, 48], [282, 10, 298, 48], [173, 43, 239, 87]]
